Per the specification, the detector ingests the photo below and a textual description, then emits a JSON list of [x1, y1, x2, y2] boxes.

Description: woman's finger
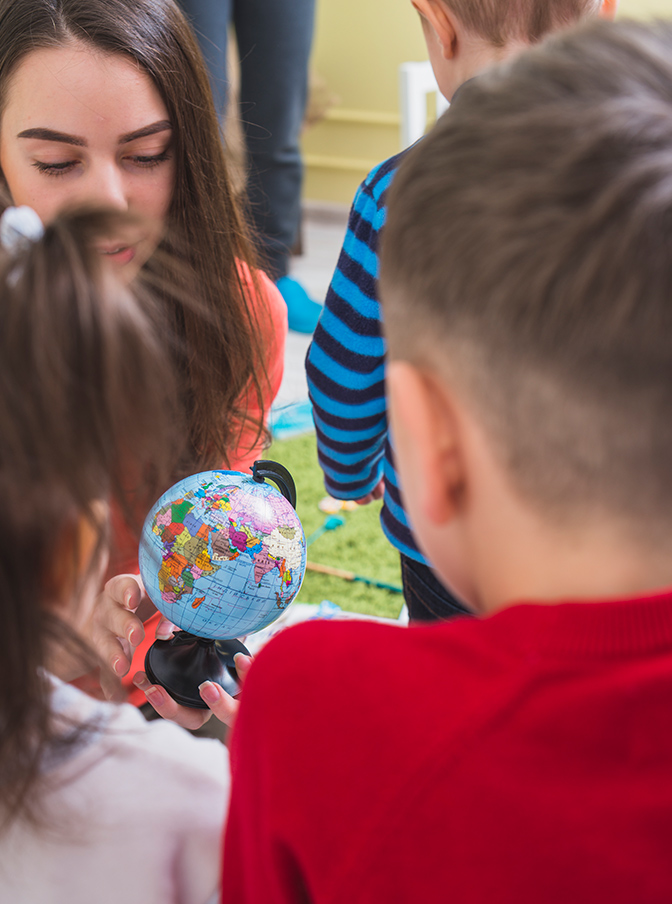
[[156, 616, 178, 641], [131, 660, 250, 730], [132, 671, 212, 731], [85, 574, 146, 678], [91, 628, 136, 679], [233, 652, 253, 683], [198, 680, 240, 726]]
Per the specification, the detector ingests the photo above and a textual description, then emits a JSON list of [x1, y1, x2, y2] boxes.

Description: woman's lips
[[97, 244, 137, 266]]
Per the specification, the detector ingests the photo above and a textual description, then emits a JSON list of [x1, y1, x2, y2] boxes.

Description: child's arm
[[306, 166, 390, 503]]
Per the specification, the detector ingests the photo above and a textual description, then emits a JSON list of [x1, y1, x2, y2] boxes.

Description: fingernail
[[112, 657, 125, 676], [156, 627, 172, 641], [132, 673, 148, 690], [124, 590, 133, 607], [198, 681, 221, 705], [233, 652, 248, 665], [127, 627, 140, 646], [145, 687, 162, 706]]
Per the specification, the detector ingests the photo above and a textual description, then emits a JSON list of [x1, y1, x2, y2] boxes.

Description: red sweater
[[222, 590, 672, 903]]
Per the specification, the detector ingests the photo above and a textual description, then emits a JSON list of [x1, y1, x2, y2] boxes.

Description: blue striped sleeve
[[306, 149, 427, 564], [306, 163, 392, 499]]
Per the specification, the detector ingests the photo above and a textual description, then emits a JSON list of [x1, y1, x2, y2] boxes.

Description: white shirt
[[0, 677, 229, 904]]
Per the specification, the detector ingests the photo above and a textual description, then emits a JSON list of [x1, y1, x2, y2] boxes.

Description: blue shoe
[[276, 276, 322, 334]]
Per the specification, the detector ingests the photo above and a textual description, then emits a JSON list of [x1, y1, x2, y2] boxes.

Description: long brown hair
[[0, 0, 270, 472], [0, 207, 187, 830]]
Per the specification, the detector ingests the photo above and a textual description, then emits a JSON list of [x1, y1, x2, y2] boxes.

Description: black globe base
[[145, 631, 250, 709]]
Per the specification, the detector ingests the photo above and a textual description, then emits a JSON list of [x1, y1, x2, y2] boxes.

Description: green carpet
[[267, 433, 403, 621]]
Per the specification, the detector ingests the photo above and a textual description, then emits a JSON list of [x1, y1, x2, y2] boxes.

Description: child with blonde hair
[[306, 0, 617, 621]]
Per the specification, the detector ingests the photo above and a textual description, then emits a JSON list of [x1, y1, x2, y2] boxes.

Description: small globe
[[139, 469, 306, 640]]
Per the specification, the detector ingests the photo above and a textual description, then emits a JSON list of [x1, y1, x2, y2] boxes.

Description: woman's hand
[[83, 574, 153, 699], [132, 652, 253, 731]]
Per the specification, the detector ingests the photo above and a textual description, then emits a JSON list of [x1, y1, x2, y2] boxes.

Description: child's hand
[[84, 574, 151, 698], [355, 478, 385, 505], [132, 652, 253, 732]]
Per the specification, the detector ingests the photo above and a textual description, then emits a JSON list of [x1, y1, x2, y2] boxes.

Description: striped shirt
[[306, 147, 427, 563]]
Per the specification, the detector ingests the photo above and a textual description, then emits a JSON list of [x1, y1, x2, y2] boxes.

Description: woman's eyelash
[[31, 152, 172, 176], [32, 160, 73, 176], [129, 152, 172, 168]]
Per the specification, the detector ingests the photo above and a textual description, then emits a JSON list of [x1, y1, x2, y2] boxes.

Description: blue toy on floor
[[276, 275, 322, 333]]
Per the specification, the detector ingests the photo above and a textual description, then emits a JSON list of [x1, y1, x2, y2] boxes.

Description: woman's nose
[[80, 163, 129, 211]]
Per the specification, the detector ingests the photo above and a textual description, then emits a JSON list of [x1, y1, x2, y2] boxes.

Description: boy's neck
[[441, 37, 527, 101], [439, 389, 672, 615], [473, 514, 672, 615], [462, 445, 672, 612]]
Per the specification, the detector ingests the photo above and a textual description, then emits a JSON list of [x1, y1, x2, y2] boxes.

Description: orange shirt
[[109, 265, 287, 705]]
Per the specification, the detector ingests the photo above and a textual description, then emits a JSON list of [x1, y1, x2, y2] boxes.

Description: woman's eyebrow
[[17, 127, 85, 146], [119, 121, 172, 144], [16, 121, 173, 147]]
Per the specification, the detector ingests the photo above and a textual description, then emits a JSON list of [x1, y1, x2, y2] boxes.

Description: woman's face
[[0, 42, 175, 270]]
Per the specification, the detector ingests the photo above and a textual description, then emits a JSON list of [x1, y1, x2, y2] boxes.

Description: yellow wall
[[621, 0, 672, 13], [303, 0, 672, 204]]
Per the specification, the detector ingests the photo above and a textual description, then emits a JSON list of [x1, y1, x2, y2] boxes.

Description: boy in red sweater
[[221, 19, 672, 903]]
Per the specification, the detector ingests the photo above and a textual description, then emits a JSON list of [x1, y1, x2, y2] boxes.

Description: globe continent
[[139, 470, 306, 639]]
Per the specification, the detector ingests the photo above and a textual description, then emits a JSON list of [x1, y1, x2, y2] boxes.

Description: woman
[[0, 0, 288, 699]]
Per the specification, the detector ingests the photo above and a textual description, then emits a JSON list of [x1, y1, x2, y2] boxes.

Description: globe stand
[[145, 631, 250, 709]]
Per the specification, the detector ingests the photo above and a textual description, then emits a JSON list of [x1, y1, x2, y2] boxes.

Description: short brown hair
[[444, 0, 602, 46], [381, 20, 672, 533]]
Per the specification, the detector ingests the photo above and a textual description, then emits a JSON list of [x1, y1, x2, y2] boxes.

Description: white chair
[[399, 60, 449, 149]]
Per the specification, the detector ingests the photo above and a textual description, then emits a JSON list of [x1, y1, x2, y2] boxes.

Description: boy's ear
[[387, 360, 466, 528], [411, 0, 458, 59], [599, 0, 618, 19]]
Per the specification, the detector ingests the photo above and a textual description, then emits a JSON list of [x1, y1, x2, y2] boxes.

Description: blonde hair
[[444, 0, 602, 46]]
